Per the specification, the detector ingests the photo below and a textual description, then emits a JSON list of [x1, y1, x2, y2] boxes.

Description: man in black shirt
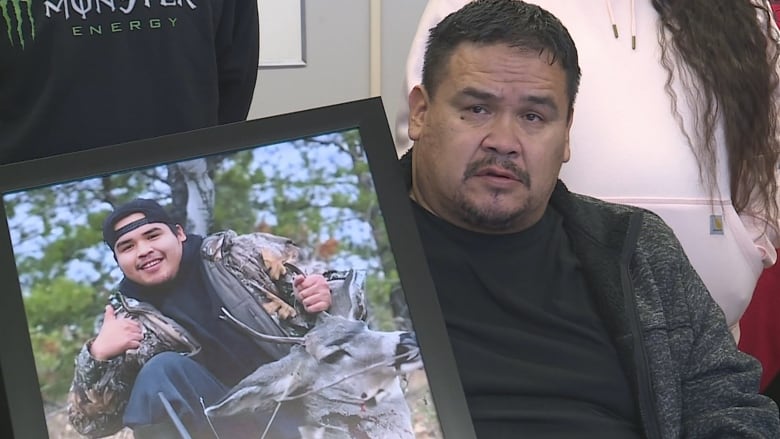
[[400, 0, 780, 437]]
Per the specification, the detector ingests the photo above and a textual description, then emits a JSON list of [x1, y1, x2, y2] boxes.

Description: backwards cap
[[102, 198, 175, 250]]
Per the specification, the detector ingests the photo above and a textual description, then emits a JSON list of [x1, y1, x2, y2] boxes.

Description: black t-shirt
[[412, 202, 641, 438]]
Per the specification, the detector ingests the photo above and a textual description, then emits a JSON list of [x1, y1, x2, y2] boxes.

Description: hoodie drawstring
[[606, 0, 637, 50], [630, 0, 636, 49]]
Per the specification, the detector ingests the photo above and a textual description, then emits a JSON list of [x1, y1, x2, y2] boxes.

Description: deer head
[[205, 310, 422, 438]]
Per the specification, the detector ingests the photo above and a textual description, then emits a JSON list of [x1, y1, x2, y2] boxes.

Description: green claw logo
[[1, 0, 34, 48]]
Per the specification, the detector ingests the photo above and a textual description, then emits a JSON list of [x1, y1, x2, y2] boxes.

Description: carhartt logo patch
[[710, 214, 724, 235]]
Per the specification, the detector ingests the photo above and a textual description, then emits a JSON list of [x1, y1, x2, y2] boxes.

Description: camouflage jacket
[[67, 230, 365, 438]]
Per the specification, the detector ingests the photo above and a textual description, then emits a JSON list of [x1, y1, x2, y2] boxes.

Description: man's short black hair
[[102, 198, 177, 250], [422, 0, 581, 115]]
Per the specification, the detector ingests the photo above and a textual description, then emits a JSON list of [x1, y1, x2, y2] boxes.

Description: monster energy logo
[[45, 0, 198, 20], [2, 1, 198, 48], [1, 0, 35, 48]]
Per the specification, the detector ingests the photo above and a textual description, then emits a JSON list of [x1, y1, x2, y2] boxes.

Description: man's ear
[[408, 85, 430, 142], [562, 109, 574, 163], [175, 224, 187, 242]]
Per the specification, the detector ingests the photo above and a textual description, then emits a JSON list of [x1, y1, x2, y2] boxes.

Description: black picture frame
[[0, 97, 475, 439]]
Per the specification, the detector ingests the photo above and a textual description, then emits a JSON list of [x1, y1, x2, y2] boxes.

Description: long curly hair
[[653, 0, 780, 228]]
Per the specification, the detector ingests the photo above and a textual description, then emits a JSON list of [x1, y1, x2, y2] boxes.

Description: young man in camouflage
[[67, 198, 343, 438]]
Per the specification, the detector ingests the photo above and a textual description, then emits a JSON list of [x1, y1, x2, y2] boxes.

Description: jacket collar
[[549, 180, 638, 255], [550, 179, 647, 408], [549, 180, 641, 335]]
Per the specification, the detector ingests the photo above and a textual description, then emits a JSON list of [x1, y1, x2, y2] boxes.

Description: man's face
[[113, 212, 186, 286], [409, 42, 572, 234]]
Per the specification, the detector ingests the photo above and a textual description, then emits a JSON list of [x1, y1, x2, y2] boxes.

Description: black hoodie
[[0, 0, 258, 164]]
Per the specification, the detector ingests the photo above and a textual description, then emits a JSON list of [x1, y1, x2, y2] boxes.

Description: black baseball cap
[[102, 198, 175, 250]]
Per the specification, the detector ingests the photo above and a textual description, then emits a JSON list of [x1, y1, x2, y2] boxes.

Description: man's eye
[[470, 105, 488, 114], [524, 113, 542, 122]]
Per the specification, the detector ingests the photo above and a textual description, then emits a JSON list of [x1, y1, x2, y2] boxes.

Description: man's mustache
[[463, 157, 530, 188]]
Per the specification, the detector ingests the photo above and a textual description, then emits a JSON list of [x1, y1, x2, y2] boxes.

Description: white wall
[[380, 0, 428, 150], [248, 0, 428, 151]]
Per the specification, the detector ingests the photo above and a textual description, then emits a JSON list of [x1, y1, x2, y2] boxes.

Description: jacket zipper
[[620, 212, 663, 439]]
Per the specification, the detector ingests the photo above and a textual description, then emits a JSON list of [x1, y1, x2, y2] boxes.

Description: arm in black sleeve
[[215, 0, 260, 123]]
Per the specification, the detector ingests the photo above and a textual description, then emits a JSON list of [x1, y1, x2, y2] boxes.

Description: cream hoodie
[[396, 0, 780, 339]]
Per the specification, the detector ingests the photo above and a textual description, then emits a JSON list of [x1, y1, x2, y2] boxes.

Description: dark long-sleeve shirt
[[0, 0, 258, 164]]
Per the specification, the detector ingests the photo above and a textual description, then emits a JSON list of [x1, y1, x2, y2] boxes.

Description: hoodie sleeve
[[678, 263, 780, 436], [637, 213, 780, 437], [67, 340, 132, 438], [215, 0, 259, 124]]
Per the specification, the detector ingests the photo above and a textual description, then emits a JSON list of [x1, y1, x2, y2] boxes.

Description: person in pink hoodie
[[396, 0, 780, 342]]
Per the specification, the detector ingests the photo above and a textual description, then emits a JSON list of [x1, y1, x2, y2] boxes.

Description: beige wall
[[248, 0, 427, 150]]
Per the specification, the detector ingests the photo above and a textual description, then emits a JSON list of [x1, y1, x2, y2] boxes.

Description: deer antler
[[219, 307, 305, 345]]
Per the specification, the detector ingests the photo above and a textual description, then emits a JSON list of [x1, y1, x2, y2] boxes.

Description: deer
[[203, 306, 424, 439]]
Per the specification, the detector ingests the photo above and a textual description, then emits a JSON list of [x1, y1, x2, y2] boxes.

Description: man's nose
[[136, 240, 153, 255], [482, 114, 521, 156]]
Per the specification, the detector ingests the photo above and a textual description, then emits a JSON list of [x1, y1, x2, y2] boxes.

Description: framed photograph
[[258, 0, 306, 68], [0, 98, 474, 438]]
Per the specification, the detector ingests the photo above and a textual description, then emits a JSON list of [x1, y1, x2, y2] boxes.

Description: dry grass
[[44, 407, 132, 439]]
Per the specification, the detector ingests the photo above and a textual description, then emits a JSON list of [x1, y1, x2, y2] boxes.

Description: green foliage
[[30, 328, 85, 403], [365, 270, 398, 331], [212, 150, 265, 234], [25, 276, 101, 403], [25, 277, 100, 331]]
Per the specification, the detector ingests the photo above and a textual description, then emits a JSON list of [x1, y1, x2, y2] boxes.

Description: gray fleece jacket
[[549, 180, 780, 438]]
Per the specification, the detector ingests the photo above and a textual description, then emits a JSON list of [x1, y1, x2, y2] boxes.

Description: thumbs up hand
[[89, 305, 143, 361]]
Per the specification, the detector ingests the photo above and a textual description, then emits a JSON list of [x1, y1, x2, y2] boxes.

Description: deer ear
[[326, 269, 367, 321], [308, 342, 341, 362]]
